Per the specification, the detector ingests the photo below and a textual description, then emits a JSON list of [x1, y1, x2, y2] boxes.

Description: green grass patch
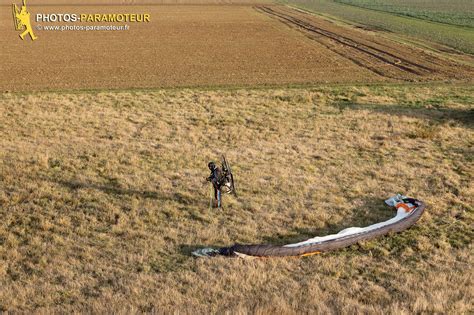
[[335, 0, 474, 27], [280, 0, 474, 54]]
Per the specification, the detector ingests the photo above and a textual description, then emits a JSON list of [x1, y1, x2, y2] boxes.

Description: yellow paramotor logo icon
[[12, 0, 38, 41]]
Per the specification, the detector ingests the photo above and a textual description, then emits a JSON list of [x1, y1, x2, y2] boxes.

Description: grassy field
[[335, 0, 474, 27], [1, 0, 473, 312], [281, 0, 474, 54], [1, 84, 472, 312]]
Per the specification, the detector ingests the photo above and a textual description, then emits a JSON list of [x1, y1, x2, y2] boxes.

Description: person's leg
[[213, 184, 219, 208]]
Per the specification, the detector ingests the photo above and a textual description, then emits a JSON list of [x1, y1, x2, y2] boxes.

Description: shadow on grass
[[179, 244, 204, 257], [336, 102, 474, 128], [56, 179, 160, 199], [52, 178, 198, 205]]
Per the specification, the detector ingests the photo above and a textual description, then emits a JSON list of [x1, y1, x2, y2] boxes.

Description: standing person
[[207, 161, 225, 208]]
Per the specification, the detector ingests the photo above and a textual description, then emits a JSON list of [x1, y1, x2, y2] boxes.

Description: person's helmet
[[208, 161, 216, 170]]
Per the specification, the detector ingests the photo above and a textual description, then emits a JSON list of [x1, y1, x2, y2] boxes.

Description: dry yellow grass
[[0, 85, 472, 313]]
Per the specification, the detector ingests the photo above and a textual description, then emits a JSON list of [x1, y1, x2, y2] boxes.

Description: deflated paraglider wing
[[192, 194, 425, 258]]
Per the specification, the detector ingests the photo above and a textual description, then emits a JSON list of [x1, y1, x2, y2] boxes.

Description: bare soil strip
[[256, 5, 474, 82]]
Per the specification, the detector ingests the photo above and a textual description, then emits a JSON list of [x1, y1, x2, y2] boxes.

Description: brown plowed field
[[0, 1, 270, 4], [1, 4, 472, 91]]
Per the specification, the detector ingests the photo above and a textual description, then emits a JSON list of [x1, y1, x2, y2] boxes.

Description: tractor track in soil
[[255, 5, 469, 81]]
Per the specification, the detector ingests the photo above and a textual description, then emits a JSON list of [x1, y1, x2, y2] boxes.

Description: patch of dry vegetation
[[0, 85, 472, 312]]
